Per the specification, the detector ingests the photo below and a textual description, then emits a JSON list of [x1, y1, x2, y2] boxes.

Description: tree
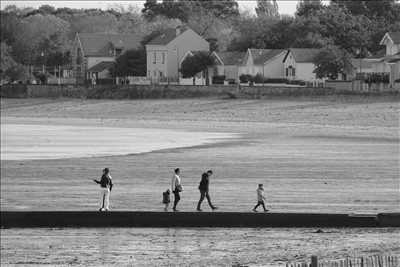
[[12, 14, 70, 66], [0, 8, 21, 45], [296, 0, 323, 17], [313, 46, 352, 80], [0, 42, 28, 82], [192, 0, 239, 19], [142, 0, 239, 22], [111, 48, 147, 78], [331, 0, 399, 23], [180, 52, 213, 84], [256, 0, 279, 18], [142, 0, 188, 21]]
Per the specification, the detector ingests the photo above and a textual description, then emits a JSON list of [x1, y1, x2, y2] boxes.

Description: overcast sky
[[1, 1, 330, 16]]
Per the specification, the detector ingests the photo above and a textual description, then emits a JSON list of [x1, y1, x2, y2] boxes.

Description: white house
[[283, 48, 322, 82], [211, 51, 246, 82], [145, 26, 209, 82], [374, 32, 400, 86], [239, 48, 287, 78], [72, 33, 141, 84]]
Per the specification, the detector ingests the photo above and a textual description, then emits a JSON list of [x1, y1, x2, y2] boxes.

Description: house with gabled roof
[[145, 26, 209, 82], [283, 48, 322, 81], [72, 33, 141, 83], [211, 51, 246, 82], [371, 32, 400, 86], [238, 48, 288, 78]]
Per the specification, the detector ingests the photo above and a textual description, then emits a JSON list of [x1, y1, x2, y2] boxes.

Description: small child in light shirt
[[253, 184, 269, 212]]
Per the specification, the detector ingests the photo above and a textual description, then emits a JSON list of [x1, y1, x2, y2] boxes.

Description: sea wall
[[1, 83, 399, 99], [3, 211, 398, 228]]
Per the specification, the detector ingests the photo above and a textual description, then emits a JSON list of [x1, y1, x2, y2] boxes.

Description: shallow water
[[1, 228, 399, 266], [1, 124, 235, 160]]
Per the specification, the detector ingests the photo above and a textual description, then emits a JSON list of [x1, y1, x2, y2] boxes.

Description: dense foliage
[[180, 52, 213, 79], [1, 0, 399, 82], [110, 48, 147, 77]]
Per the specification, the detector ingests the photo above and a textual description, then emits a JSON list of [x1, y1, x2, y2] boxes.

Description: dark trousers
[[197, 190, 214, 209], [173, 191, 180, 210], [253, 200, 267, 211]]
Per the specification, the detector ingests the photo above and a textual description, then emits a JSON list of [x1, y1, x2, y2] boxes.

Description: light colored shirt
[[257, 188, 266, 202], [171, 174, 181, 191]]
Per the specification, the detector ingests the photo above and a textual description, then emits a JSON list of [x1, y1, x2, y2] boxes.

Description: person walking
[[162, 189, 171, 211], [197, 170, 217, 211], [252, 184, 268, 212], [171, 168, 182, 212], [93, 168, 113, 211]]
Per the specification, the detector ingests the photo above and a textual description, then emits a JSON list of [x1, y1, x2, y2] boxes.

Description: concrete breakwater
[[1, 211, 399, 228]]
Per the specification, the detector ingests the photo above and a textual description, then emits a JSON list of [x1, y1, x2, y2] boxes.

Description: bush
[[227, 79, 236, 84], [212, 75, 226, 84], [253, 73, 264, 83], [287, 79, 306, 86], [239, 74, 253, 83], [263, 78, 289, 84]]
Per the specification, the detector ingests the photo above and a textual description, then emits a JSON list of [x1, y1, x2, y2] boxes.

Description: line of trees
[[1, 0, 399, 83]]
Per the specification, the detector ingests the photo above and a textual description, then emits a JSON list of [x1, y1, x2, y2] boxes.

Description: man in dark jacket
[[93, 168, 113, 211], [196, 170, 217, 211]]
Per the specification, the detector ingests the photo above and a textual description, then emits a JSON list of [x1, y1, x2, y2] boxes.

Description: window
[[162, 52, 165, 64], [285, 68, 288, 77], [153, 52, 156, 64], [292, 68, 296, 77], [159, 71, 163, 77]]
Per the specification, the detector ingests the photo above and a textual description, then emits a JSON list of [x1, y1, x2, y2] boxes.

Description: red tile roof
[[285, 48, 322, 63], [250, 49, 286, 65], [147, 27, 188, 45], [87, 61, 115, 72], [350, 58, 374, 69], [78, 33, 141, 57], [214, 51, 246, 65]]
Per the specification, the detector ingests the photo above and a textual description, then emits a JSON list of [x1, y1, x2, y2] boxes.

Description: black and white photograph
[[1, 0, 399, 266]]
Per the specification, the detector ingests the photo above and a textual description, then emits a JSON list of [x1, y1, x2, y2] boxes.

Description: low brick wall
[[1, 83, 399, 99], [0, 84, 29, 98]]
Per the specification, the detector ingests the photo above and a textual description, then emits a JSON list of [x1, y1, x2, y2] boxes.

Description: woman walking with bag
[[171, 168, 182, 212]]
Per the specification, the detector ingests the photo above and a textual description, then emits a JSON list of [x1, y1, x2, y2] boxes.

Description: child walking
[[163, 189, 171, 211], [253, 184, 269, 212]]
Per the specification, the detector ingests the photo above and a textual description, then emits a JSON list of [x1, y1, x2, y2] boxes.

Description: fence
[[325, 80, 398, 93], [286, 255, 399, 267]]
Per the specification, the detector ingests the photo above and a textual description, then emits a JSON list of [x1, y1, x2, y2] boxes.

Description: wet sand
[[1, 97, 399, 265], [1, 123, 236, 160], [1, 97, 399, 213], [1, 228, 399, 266]]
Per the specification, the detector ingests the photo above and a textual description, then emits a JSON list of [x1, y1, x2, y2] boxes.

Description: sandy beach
[[1, 96, 399, 266], [1, 97, 399, 213]]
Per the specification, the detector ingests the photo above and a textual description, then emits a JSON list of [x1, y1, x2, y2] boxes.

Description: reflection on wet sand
[[2, 228, 399, 266]]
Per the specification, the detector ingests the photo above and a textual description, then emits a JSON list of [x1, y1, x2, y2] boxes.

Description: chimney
[[176, 26, 181, 36]]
